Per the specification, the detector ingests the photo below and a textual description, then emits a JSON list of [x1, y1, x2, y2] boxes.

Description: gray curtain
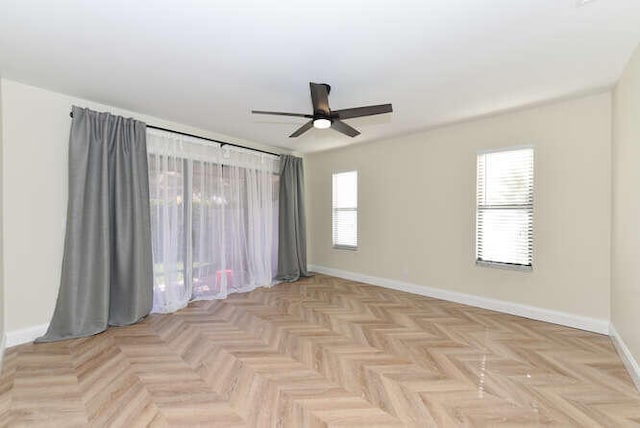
[[37, 106, 153, 342], [276, 155, 310, 281]]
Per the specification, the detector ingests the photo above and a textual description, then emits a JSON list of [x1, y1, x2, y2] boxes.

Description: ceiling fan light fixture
[[313, 118, 332, 129]]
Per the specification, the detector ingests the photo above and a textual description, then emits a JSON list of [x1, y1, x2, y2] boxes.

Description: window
[[332, 170, 358, 249], [476, 147, 533, 269]]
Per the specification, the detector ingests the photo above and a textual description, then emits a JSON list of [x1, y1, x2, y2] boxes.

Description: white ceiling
[[1, 0, 640, 153]]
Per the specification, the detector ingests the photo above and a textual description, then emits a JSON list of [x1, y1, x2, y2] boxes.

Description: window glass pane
[[148, 154, 188, 303], [333, 171, 358, 248], [477, 208, 532, 266], [478, 149, 533, 206], [333, 210, 358, 247], [191, 160, 225, 298], [334, 171, 357, 208]]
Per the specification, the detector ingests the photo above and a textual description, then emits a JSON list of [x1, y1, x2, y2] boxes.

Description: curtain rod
[[69, 111, 281, 157]]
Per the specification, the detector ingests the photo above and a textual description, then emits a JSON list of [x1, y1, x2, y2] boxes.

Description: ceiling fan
[[252, 82, 393, 138]]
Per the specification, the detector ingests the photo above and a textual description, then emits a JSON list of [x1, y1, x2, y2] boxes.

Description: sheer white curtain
[[147, 130, 279, 313], [192, 148, 278, 299]]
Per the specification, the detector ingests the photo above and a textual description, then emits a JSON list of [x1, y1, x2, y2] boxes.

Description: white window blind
[[476, 148, 533, 268], [332, 171, 358, 249]]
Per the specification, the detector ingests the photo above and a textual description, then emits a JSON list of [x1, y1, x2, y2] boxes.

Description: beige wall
[[0, 79, 289, 333], [0, 79, 4, 349], [306, 92, 612, 322], [612, 44, 640, 368]]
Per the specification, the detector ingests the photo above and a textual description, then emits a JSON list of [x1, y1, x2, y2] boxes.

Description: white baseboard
[[0, 333, 5, 370], [6, 324, 49, 347], [610, 324, 640, 391], [308, 265, 610, 335]]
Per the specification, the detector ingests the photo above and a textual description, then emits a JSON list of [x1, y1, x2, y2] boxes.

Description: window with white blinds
[[332, 171, 358, 250], [476, 148, 533, 269]]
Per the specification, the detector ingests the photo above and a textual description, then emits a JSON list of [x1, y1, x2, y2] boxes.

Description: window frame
[[475, 146, 534, 271], [332, 170, 359, 251]]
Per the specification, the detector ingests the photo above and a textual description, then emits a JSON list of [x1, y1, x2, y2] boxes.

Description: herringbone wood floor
[[1, 274, 639, 427]]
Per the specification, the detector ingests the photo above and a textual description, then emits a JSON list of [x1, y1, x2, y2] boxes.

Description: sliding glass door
[[147, 130, 279, 313]]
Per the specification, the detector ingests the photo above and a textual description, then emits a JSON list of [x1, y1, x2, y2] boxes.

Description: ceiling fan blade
[[331, 119, 360, 138], [289, 120, 314, 138], [310, 82, 331, 116], [252, 110, 313, 118], [332, 104, 393, 120]]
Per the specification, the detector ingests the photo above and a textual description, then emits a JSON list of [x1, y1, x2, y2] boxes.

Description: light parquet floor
[[1, 274, 639, 427]]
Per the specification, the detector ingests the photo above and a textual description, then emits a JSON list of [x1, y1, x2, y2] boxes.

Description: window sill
[[475, 260, 532, 272], [333, 245, 358, 251]]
